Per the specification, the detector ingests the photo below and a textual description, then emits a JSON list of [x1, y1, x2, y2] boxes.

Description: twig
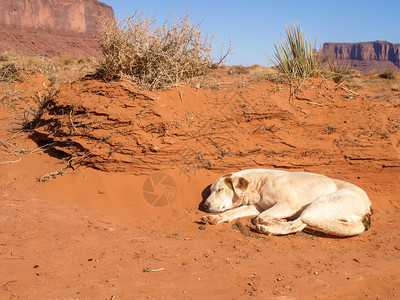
[[307, 102, 324, 107], [178, 91, 184, 103], [143, 267, 164, 273], [0, 157, 21, 165], [69, 110, 82, 135], [0, 139, 10, 148], [339, 85, 359, 96], [37, 167, 69, 182]]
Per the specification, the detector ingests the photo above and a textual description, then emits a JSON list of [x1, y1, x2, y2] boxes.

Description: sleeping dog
[[201, 169, 371, 236]]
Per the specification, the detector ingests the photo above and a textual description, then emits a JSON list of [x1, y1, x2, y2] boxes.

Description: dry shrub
[[97, 10, 229, 90], [52, 55, 74, 67], [379, 69, 397, 79], [0, 51, 22, 62], [24, 57, 60, 78], [327, 61, 351, 84], [0, 62, 22, 82], [23, 87, 57, 129], [228, 65, 250, 75], [0, 52, 60, 82], [248, 65, 277, 81]]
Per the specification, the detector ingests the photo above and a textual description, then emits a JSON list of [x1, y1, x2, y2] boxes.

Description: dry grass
[[0, 51, 99, 85], [327, 61, 352, 84], [379, 69, 397, 79], [0, 51, 60, 82], [248, 65, 278, 81], [97, 10, 230, 90], [23, 87, 57, 129], [226, 65, 277, 81]]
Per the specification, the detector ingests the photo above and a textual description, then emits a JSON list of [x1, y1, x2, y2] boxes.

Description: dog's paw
[[200, 214, 223, 225], [255, 224, 271, 235], [251, 217, 264, 226], [251, 217, 287, 226], [251, 217, 273, 226]]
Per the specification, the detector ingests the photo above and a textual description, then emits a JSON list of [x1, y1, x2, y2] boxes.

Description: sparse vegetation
[[51, 54, 74, 66], [0, 51, 60, 82], [379, 69, 397, 79], [326, 61, 351, 83], [228, 65, 250, 75], [97, 10, 230, 90], [248, 65, 277, 81], [0, 51, 100, 85], [23, 87, 56, 129]]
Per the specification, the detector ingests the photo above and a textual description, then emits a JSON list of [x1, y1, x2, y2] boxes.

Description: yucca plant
[[268, 23, 321, 80]]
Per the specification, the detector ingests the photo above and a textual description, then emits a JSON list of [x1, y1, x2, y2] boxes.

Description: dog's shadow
[[194, 184, 212, 225], [198, 184, 211, 212]]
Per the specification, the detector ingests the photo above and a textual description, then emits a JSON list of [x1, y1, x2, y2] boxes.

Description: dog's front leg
[[201, 205, 261, 225], [251, 202, 300, 225]]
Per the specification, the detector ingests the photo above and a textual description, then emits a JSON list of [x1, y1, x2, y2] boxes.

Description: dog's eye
[[217, 188, 223, 193]]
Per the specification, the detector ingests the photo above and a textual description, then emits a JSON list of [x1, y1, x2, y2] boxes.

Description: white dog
[[201, 169, 371, 236]]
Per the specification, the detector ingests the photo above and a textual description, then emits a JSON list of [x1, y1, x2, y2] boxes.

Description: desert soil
[[0, 70, 399, 299]]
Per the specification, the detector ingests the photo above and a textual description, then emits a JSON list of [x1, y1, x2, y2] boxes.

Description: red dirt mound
[[34, 76, 398, 175]]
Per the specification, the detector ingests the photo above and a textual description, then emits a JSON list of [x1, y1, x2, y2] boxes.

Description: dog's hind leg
[[300, 214, 371, 237], [297, 188, 371, 237]]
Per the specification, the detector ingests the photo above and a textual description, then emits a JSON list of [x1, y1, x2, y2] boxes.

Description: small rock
[[198, 225, 206, 230], [149, 145, 160, 152]]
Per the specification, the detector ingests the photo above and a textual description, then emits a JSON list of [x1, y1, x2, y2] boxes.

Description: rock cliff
[[322, 41, 400, 72], [0, 0, 114, 57]]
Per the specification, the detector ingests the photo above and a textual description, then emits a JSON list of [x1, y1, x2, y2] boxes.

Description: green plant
[[267, 23, 321, 80], [97, 10, 230, 90]]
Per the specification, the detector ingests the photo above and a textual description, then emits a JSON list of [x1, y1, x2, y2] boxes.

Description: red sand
[[0, 71, 399, 299]]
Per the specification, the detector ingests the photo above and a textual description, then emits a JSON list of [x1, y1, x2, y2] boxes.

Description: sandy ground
[[0, 70, 399, 299]]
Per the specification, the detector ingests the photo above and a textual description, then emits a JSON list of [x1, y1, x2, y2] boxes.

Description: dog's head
[[203, 173, 249, 213]]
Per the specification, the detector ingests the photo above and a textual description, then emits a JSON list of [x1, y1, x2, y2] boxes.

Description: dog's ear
[[225, 176, 249, 198]]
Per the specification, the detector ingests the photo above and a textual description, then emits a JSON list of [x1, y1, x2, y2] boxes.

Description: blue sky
[[104, 0, 400, 66]]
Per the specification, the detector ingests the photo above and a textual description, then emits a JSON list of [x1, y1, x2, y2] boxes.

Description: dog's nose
[[203, 203, 210, 211]]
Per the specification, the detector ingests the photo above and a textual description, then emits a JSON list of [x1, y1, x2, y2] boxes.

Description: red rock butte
[[322, 41, 400, 72], [0, 0, 114, 57]]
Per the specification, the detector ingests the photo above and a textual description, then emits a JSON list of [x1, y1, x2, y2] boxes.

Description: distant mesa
[[0, 0, 114, 58], [322, 41, 400, 72]]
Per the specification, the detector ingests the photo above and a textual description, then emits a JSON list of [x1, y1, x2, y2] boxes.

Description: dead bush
[[0, 52, 61, 83], [23, 88, 57, 129], [97, 10, 230, 90], [248, 65, 277, 81], [379, 69, 397, 79], [328, 61, 351, 84], [0, 63, 22, 82]]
